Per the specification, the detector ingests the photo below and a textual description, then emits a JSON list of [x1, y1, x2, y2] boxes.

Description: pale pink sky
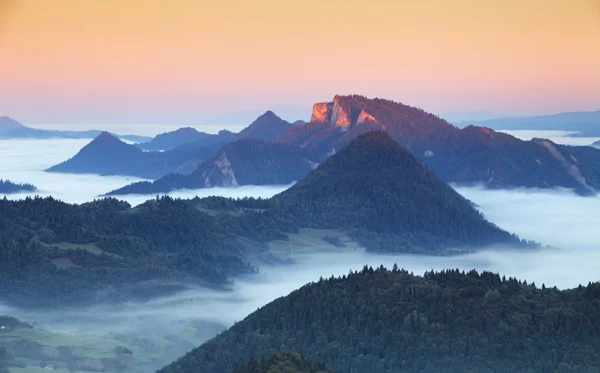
[[1, 0, 599, 125]]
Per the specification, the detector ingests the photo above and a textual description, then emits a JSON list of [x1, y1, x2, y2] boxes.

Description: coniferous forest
[[159, 267, 600, 373]]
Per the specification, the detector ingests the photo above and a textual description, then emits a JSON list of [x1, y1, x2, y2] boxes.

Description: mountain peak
[[0, 116, 27, 132], [95, 131, 119, 141], [237, 110, 295, 140], [273, 130, 517, 252]]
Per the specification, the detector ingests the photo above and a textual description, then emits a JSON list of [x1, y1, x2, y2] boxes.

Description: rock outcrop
[[310, 102, 333, 122], [356, 109, 377, 125], [330, 95, 352, 127]]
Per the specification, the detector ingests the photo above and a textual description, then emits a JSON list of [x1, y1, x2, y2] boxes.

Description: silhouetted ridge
[[137, 127, 209, 151]]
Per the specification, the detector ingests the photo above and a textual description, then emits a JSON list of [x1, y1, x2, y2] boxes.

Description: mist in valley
[[1, 138, 600, 371]]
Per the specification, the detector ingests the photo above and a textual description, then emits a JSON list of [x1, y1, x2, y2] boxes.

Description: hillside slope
[[159, 268, 600, 373]]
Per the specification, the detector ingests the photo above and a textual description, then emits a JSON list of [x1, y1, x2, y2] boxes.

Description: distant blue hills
[[0, 116, 151, 143], [456, 110, 600, 137]]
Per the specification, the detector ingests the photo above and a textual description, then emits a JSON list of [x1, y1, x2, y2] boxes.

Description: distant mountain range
[[1, 132, 527, 307], [46, 111, 300, 179], [456, 110, 600, 137], [107, 138, 316, 194], [0, 116, 151, 143], [159, 268, 600, 373], [0, 179, 37, 194], [108, 95, 600, 196]]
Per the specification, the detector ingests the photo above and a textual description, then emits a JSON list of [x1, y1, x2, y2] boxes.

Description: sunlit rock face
[[331, 95, 352, 127], [310, 102, 333, 122], [356, 109, 377, 125], [311, 96, 376, 128]]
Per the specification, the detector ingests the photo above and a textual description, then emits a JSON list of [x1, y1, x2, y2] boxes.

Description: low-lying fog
[[1, 138, 599, 371]]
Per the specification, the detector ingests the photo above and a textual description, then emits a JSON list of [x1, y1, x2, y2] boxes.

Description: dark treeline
[[159, 267, 600, 373], [0, 196, 256, 307], [0, 179, 36, 194], [234, 352, 335, 373]]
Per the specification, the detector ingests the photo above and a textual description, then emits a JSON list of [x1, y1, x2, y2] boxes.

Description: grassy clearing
[[52, 242, 104, 255], [267, 228, 360, 260], [49, 242, 122, 259], [0, 328, 125, 360]]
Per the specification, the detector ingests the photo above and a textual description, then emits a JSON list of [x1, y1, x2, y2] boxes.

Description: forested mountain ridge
[[0, 196, 256, 307], [0, 179, 36, 194], [158, 267, 600, 373], [275, 95, 600, 195], [234, 352, 335, 373], [270, 131, 520, 253]]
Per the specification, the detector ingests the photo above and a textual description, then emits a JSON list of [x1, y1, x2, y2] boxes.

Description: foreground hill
[[108, 139, 315, 195], [0, 116, 149, 142], [274, 95, 600, 195], [271, 132, 518, 252], [0, 179, 36, 194], [47, 112, 299, 180], [159, 268, 600, 373], [457, 110, 600, 137], [234, 352, 335, 373]]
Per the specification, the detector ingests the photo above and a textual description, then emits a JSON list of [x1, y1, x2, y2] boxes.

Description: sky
[[1, 0, 599, 126]]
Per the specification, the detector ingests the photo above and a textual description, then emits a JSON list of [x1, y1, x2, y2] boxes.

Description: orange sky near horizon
[[0, 0, 599, 124]]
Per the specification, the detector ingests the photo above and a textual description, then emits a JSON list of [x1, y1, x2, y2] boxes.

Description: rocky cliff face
[[356, 109, 377, 125], [310, 102, 333, 122], [310, 95, 376, 127]]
